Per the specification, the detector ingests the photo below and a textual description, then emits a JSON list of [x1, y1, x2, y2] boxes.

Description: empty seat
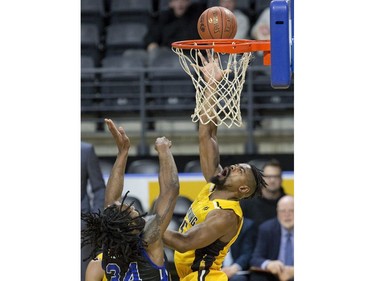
[[101, 50, 147, 80], [167, 216, 181, 231], [81, 0, 105, 30], [148, 48, 195, 105], [127, 159, 159, 174], [100, 50, 147, 107], [148, 48, 187, 79], [81, 56, 96, 80], [81, 56, 96, 89], [109, 0, 152, 23], [184, 160, 202, 173], [172, 196, 193, 225], [81, 0, 105, 15], [81, 23, 102, 64], [105, 23, 148, 55], [81, 56, 97, 106]]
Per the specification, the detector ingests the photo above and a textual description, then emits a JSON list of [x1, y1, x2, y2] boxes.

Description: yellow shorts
[[180, 270, 228, 281]]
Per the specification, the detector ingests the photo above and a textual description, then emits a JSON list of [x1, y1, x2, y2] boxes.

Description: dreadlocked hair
[[249, 164, 268, 198], [81, 192, 148, 271]]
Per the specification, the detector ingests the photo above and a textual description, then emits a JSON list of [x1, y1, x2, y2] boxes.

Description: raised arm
[[199, 112, 221, 182], [197, 51, 227, 181], [142, 137, 180, 261], [103, 118, 130, 208]]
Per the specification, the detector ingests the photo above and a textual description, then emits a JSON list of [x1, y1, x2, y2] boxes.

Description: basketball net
[[172, 46, 254, 128]]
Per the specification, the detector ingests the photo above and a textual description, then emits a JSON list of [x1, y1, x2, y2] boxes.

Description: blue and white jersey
[[104, 247, 169, 281]]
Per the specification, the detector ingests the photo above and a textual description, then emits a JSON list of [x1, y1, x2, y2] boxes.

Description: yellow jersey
[[174, 183, 243, 281]]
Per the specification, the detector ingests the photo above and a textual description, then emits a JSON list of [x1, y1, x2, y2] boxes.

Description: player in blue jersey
[[82, 118, 180, 281]]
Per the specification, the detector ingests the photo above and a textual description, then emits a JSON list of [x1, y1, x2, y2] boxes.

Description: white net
[[172, 46, 254, 127]]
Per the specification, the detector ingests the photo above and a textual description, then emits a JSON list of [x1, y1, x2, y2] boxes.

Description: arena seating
[[81, 0, 294, 156], [127, 159, 159, 174], [81, 23, 102, 65], [105, 22, 148, 55], [81, 0, 105, 30], [183, 160, 202, 173], [100, 51, 147, 107], [109, 0, 153, 24]]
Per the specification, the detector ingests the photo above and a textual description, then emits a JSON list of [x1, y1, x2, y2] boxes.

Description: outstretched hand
[[104, 118, 130, 153], [198, 50, 230, 85]]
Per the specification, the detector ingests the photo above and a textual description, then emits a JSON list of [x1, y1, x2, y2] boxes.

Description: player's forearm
[[163, 226, 217, 253], [199, 121, 218, 156], [198, 80, 221, 180], [198, 120, 221, 181], [200, 83, 218, 124], [104, 150, 129, 207], [157, 148, 179, 198], [150, 148, 180, 236], [163, 230, 191, 253]]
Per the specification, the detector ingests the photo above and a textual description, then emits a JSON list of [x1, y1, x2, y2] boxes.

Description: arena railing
[[81, 65, 294, 155]]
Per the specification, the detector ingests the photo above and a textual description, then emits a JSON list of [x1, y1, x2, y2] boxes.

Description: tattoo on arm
[[143, 214, 161, 244], [143, 198, 174, 244]]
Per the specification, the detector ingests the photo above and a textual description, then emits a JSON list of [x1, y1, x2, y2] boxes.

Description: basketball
[[197, 6, 237, 40]]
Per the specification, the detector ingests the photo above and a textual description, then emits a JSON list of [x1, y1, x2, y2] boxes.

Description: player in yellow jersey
[[163, 51, 267, 281]]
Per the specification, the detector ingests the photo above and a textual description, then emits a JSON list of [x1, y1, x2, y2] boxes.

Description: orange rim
[[172, 39, 270, 54]]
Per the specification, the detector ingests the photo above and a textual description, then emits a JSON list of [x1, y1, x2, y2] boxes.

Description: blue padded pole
[[270, 0, 291, 89], [290, 0, 294, 74]]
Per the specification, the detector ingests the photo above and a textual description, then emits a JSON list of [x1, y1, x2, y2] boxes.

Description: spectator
[[250, 195, 294, 281], [222, 218, 257, 281], [219, 0, 250, 39], [250, 7, 270, 40], [144, 0, 206, 52], [240, 159, 286, 230], [81, 141, 106, 281], [249, 7, 271, 73]]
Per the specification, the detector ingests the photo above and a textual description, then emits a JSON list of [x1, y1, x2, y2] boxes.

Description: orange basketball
[[197, 6, 237, 39]]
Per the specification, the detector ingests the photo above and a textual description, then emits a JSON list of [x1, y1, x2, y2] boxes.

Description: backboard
[[270, 0, 294, 89]]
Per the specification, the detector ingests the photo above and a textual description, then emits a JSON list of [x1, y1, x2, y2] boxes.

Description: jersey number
[[106, 262, 142, 281]]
